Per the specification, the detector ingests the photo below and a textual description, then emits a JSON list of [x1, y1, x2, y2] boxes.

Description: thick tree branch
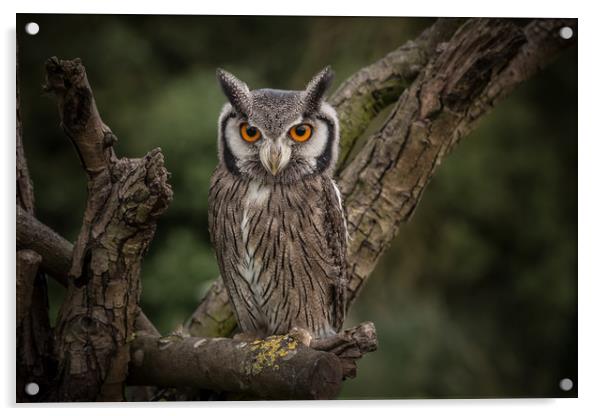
[[184, 17, 576, 337], [339, 18, 577, 306], [16, 205, 71, 286], [128, 334, 343, 400], [44, 57, 172, 401], [330, 17, 465, 169]]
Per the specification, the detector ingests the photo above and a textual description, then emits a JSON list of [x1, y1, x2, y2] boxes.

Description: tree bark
[[330, 17, 465, 170], [16, 204, 161, 338], [128, 334, 343, 400], [43, 57, 172, 402], [16, 205, 71, 287], [339, 17, 577, 306]]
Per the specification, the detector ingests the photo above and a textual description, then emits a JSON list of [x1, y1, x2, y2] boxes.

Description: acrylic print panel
[[15, 14, 577, 402]]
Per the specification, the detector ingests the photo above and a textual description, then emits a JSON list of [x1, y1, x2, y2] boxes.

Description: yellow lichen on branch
[[244, 335, 299, 375]]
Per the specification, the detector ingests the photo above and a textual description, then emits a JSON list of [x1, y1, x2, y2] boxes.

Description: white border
[[2, 1, 599, 415]]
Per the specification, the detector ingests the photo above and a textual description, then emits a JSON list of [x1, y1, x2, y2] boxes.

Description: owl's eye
[[289, 124, 313, 142], [240, 122, 262, 143]]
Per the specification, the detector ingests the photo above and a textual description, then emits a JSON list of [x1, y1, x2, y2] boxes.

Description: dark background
[[16, 14, 577, 399]]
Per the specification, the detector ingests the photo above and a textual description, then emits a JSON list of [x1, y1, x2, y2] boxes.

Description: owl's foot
[[287, 326, 313, 347]]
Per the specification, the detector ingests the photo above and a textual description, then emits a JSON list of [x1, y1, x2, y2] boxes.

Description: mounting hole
[[24, 22, 40, 35], [559, 26, 573, 40], [559, 378, 574, 391], [24, 382, 40, 396]]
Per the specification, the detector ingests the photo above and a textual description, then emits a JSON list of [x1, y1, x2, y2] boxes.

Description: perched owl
[[208, 67, 347, 340]]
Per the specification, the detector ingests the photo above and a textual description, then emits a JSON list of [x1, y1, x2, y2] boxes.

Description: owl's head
[[215, 67, 339, 183]]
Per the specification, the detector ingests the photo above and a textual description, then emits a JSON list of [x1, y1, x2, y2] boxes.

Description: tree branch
[[339, 17, 577, 306], [330, 17, 465, 169], [16, 205, 71, 286], [128, 333, 343, 400], [44, 57, 172, 401]]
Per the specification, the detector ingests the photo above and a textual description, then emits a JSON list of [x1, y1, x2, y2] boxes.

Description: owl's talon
[[288, 327, 313, 347]]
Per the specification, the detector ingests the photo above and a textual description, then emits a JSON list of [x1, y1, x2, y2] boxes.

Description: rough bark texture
[[16, 205, 71, 286], [185, 17, 577, 336], [330, 17, 465, 169], [185, 277, 237, 338], [339, 18, 577, 306], [311, 321, 378, 379], [43, 57, 172, 402], [128, 333, 343, 400]]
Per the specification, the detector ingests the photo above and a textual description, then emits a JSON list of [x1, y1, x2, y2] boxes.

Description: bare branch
[[16, 205, 71, 286], [128, 333, 342, 400], [339, 18, 577, 306], [331, 17, 465, 169], [185, 276, 237, 338], [311, 321, 378, 379]]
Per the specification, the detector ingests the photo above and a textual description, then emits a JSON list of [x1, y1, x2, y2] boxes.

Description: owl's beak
[[260, 142, 290, 176]]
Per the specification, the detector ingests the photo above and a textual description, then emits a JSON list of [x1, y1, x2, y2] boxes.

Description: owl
[[208, 67, 347, 341]]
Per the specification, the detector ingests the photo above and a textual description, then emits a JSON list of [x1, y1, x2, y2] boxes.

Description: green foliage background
[[17, 15, 577, 399]]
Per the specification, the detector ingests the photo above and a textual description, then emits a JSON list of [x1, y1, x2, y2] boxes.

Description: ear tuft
[[216, 68, 252, 117], [303, 66, 334, 114]]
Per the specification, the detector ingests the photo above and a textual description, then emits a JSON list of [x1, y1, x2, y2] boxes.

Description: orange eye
[[289, 124, 312, 142], [240, 122, 262, 142]]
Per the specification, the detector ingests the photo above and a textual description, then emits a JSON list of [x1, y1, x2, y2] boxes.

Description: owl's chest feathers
[[234, 177, 332, 298], [239, 180, 271, 289]]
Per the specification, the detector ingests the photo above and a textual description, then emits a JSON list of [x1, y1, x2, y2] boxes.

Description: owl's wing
[[322, 178, 348, 333]]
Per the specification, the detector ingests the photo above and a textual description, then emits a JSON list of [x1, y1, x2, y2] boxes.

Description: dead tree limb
[[16, 205, 71, 286], [339, 17, 577, 306], [184, 17, 577, 337], [128, 334, 343, 400], [331, 17, 465, 169], [44, 57, 172, 401]]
